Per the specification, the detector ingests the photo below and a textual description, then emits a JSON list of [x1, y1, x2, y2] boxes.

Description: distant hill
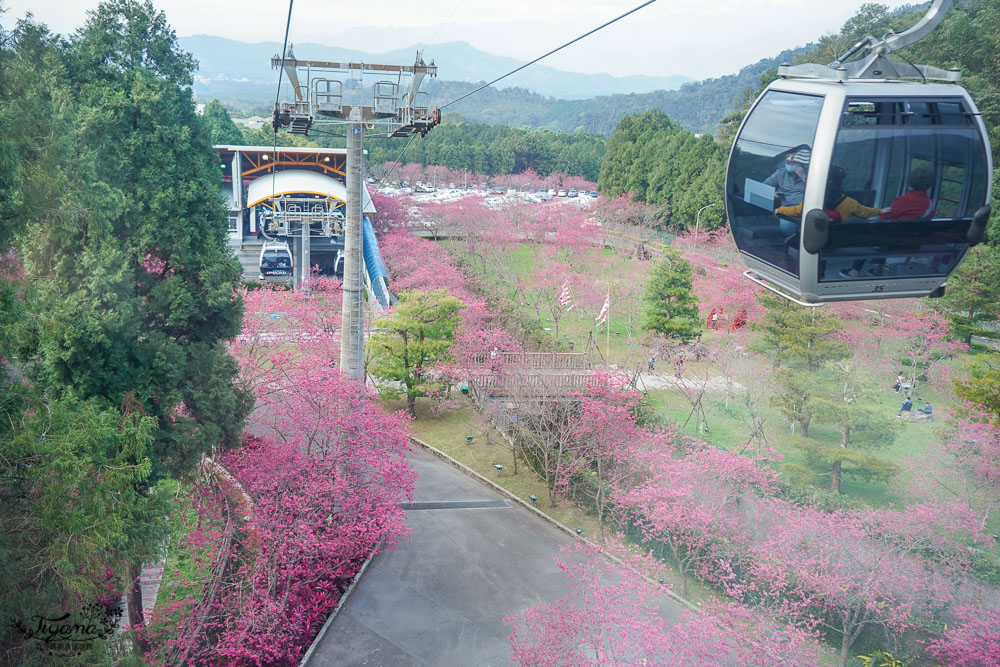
[[187, 38, 807, 137], [425, 46, 809, 136], [178, 35, 691, 101]]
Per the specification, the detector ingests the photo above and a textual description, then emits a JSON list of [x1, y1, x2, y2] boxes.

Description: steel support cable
[[371, 0, 659, 192], [263, 0, 295, 243], [438, 0, 659, 110], [373, 133, 418, 193], [426, 0, 469, 45]]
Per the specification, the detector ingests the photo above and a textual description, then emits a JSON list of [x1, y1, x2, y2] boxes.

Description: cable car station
[[216, 144, 390, 309]]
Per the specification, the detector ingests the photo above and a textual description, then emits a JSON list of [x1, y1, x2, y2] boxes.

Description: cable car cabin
[[258, 241, 294, 281], [726, 79, 992, 304]]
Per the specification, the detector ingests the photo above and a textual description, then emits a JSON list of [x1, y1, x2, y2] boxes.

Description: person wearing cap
[[763, 147, 811, 209]]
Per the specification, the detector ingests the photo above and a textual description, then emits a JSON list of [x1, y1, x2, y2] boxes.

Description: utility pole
[[271, 46, 440, 382]]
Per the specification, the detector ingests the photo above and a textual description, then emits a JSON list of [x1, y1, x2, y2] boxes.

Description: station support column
[[340, 121, 365, 381]]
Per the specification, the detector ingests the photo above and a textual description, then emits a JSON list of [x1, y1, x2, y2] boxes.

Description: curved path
[[307, 445, 686, 665]]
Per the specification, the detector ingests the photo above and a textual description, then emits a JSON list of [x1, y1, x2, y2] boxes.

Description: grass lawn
[[642, 351, 959, 508]]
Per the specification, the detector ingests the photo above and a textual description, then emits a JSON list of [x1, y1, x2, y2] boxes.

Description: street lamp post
[[695, 203, 718, 239]]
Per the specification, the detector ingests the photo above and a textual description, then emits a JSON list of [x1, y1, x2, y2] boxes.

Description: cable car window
[[818, 97, 989, 282], [726, 91, 824, 278]]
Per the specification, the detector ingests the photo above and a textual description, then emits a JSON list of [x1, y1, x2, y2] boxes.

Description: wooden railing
[[470, 352, 592, 370]]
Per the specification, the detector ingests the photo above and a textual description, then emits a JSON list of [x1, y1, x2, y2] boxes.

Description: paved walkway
[[308, 446, 685, 666]]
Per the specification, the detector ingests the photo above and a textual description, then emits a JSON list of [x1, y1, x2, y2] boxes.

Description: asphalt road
[[308, 446, 687, 666]]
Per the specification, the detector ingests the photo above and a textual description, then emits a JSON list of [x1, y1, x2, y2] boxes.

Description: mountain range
[[178, 35, 691, 101], [181, 35, 809, 136]]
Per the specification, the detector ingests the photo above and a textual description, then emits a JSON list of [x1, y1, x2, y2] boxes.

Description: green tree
[[770, 368, 819, 437], [642, 249, 700, 342], [27, 0, 253, 477], [368, 289, 464, 416], [202, 98, 244, 145], [954, 352, 1000, 422], [753, 294, 847, 371], [0, 4, 251, 649], [935, 244, 1000, 345], [0, 393, 173, 663], [808, 369, 899, 494]]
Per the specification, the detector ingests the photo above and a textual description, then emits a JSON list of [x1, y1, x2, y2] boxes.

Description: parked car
[[568, 189, 578, 197], [557, 190, 567, 197], [589, 191, 597, 197]]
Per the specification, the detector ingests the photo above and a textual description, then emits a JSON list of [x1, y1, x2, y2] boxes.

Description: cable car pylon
[[270, 47, 441, 381]]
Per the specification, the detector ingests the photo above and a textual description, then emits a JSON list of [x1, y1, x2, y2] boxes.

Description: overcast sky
[[4, 0, 916, 80]]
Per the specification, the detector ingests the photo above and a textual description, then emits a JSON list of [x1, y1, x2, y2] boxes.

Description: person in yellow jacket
[[775, 166, 885, 222]]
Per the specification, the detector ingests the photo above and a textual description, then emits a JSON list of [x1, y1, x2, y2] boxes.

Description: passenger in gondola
[[764, 148, 811, 208], [776, 166, 883, 223], [879, 167, 934, 220], [764, 148, 811, 237], [842, 167, 936, 277]]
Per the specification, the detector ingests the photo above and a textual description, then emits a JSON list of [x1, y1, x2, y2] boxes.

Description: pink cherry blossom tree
[[619, 444, 778, 597], [508, 542, 822, 667], [926, 605, 1000, 667]]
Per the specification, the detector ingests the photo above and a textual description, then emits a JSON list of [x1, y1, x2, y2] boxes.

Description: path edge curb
[[299, 537, 385, 666], [407, 436, 700, 614]]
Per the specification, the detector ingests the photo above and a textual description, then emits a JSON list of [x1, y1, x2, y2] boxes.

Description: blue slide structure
[[362, 216, 394, 309]]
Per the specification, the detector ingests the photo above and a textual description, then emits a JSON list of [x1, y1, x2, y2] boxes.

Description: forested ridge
[[237, 117, 607, 183]]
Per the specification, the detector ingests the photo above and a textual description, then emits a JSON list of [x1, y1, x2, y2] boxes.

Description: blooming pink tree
[[736, 500, 965, 667], [508, 542, 822, 667], [904, 406, 1000, 533], [619, 445, 777, 597], [879, 304, 965, 393], [564, 374, 647, 539], [926, 605, 1000, 667]]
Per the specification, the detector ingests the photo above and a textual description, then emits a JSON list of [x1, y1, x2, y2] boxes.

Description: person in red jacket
[[880, 167, 934, 220], [840, 167, 936, 278]]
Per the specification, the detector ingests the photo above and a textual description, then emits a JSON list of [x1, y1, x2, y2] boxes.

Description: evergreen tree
[[202, 98, 245, 145], [954, 352, 1000, 422], [753, 294, 847, 371], [29, 0, 252, 475], [368, 289, 463, 416], [0, 5, 251, 652], [934, 244, 1000, 345], [642, 249, 700, 342]]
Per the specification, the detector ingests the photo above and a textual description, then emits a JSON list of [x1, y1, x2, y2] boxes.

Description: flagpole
[[606, 291, 610, 364]]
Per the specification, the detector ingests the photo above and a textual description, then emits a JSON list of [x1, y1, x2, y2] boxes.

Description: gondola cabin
[[726, 78, 992, 304], [258, 241, 294, 281]]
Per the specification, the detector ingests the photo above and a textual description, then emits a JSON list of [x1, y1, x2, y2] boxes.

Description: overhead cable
[[265, 0, 295, 242], [439, 0, 659, 110]]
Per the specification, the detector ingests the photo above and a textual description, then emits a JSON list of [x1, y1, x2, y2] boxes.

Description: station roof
[[215, 145, 348, 180], [247, 169, 376, 213]]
